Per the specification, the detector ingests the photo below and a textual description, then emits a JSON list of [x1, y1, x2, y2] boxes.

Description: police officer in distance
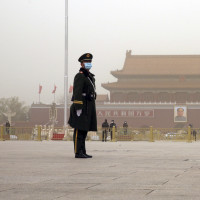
[[68, 53, 97, 158], [189, 124, 197, 141], [102, 119, 109, 142], [109, 120, 117, 141], [123, 121, 128, 135]]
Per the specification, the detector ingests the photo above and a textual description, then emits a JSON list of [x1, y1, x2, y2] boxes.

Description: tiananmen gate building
[[28, 50, 200, 128]]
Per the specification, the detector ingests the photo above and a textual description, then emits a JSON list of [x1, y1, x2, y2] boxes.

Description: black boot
[[84, 153, 92, 158], [75, 153, 87, 158]]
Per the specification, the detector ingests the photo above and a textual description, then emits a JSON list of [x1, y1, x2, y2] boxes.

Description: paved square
[[0, 141, 200, 200]]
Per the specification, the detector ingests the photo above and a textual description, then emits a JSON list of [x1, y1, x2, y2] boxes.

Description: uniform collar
[[79, 68, 95, 77]]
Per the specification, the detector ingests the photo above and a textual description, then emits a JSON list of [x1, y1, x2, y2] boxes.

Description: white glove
[[76, 109, 82, 117]]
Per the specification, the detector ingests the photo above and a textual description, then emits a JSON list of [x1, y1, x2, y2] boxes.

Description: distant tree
[[0, 97, 29, 125]]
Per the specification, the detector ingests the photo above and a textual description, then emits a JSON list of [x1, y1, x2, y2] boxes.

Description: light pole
[[64, 0, 68, 128]]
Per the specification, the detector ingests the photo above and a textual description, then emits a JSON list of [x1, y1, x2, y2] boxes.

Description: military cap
[[78, 53, 93, 62]]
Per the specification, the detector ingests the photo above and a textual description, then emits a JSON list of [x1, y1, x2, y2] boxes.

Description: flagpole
[[64, 0, 68, 128], [53, 84, 56, 103], [39, 84, 41, 103], [38, 84, 40, 103]]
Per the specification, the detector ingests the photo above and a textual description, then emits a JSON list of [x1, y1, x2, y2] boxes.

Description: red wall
[[29, 104, 200, 128]]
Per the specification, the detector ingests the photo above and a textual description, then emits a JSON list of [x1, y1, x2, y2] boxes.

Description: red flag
[[52, 85, 57, 93], [39, 85, 42, 94], [69, 85, 73, 93]]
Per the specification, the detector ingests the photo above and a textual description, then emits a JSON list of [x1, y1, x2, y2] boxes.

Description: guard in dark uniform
[[5, 120, 10, 134], [68, 53, 97, 158], [109, 120, 117, 140], [102, 119, 109, 142], [189, 124, 197, 141], [123, 121, 128, 135]]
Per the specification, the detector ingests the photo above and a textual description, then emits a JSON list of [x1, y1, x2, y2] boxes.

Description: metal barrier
[[0, 127, 33, 140], [96, 126, 198, 142], [0, 126, 198, 142], [0, 126, 66, 141]]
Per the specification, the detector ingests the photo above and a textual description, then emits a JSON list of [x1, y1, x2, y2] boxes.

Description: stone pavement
[[0, 141, 200, 200]]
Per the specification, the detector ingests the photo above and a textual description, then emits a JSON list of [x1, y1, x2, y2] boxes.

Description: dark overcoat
[[68, 68, 97, 131]]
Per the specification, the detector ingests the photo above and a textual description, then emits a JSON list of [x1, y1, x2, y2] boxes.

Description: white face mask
[[84, 63, 92, 69]]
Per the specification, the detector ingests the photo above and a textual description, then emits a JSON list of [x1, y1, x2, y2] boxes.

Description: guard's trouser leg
[[74, 129, 87, 154], [81, 130, 87, 154], [73, 129, 78, 154]]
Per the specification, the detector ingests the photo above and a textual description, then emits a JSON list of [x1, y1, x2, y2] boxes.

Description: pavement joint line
[[128, 171, 137, 175], [183, 166, 193, 173], [69, 172, 97, 177], [17, 179, 55, 185], [109, 165, 116, 167], [69, 173, 81, 177], [161, 180, 169, 185], [68, 183, 102, 184], [86, 183, 101, 190], [174, 174, 181, 178], [0, 188, 16, 193], [35, 179, 55, 184], [51, 193, 69, 200], [145, 189, 155, 196], [174, 168, 192, 178], [112, 176, 122, 180]]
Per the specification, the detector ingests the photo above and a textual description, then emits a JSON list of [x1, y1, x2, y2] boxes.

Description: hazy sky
[[1, 0, 200, 105]]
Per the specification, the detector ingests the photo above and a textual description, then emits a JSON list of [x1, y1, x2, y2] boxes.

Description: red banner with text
[[97, 110, 154, 118]]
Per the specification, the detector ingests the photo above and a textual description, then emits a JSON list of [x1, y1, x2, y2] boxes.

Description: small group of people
[[101, 119, 129, 142], [101, 119, 117, 142]]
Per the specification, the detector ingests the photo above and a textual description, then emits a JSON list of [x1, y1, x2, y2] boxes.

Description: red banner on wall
[[97, 110, 154, 118]]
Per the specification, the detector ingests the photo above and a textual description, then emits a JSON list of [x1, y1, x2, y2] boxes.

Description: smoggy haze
[[1, 0, 200, 105]]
